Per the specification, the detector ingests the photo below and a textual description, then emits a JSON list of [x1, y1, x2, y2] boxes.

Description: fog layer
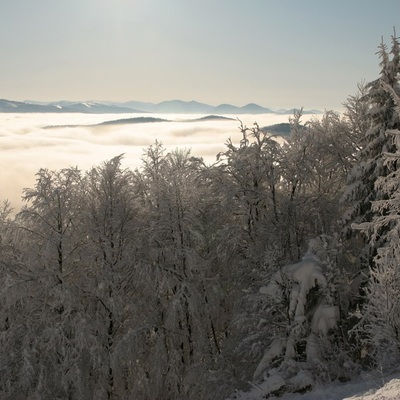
[[0, 112, 311, 211]]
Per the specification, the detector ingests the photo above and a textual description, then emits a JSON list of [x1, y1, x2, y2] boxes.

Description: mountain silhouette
[[0, 99, 140, 113], [0, 98, 321, 115]]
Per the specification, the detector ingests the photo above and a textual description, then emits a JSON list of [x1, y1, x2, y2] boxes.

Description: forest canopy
[[0, 33, 399, 400]]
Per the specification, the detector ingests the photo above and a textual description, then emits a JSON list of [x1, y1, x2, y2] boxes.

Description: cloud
[[0, 112, 313, 212]]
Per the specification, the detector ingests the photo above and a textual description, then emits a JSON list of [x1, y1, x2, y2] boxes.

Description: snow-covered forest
[[0, 34, 400, 400]]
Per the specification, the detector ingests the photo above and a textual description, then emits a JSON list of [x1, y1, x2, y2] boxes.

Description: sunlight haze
[[1, 0, 399, 110]]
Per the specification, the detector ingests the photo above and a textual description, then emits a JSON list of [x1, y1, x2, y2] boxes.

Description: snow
[[253, 338, 286, 381], [250, 374, 286, 398], [232, 372, 400, 400], [260, 251, 327, 320], [276, 372, 400, 400], [351, 378, 400, 400], [252, 238, 343, 398], [310, 302, 339, 336]]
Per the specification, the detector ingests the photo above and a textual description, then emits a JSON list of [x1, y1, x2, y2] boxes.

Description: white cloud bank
[[0, 112, 313, 212]]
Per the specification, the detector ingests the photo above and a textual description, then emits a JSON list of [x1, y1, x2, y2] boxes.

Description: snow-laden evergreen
[[342, 33, 400, 258], [229, 236, 355, 399], [351, 33, 400, 371]]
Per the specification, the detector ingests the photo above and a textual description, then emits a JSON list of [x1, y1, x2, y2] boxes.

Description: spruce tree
[[342, 33, 400, 268], [356, 33, 400, 368]]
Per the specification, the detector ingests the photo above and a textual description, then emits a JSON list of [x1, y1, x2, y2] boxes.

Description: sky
[[1, 0, 400, 110]]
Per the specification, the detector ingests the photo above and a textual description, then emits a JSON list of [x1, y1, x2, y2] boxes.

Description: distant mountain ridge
[[45, 115, 235, 129], [0, 99, 140, 114], [0, 98, 320, 115]]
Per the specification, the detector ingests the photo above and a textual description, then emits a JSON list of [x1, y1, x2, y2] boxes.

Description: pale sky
[[1, 0, 400, 110]]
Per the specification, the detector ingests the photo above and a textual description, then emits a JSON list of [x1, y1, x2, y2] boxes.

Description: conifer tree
[[342, 33, 400, 269], [355, 33, 400, 368]]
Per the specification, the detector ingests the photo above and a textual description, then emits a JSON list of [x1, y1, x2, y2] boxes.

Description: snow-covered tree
[[342, 82, 371, 156], [355, 152, 400, 368], [131, 144, 228, 400], [205, 123, 287, 397], [231, 236, 351, 399], [0, 167, 91, 399], [18, 167, 85, 280], [209, 113, 356, 397], [353, 33, 400, 370], [336, 40, 400, 370], [81, 154, 142, 399], [2, 31, 400, 400], [281, 110, 354, 259], [342, 34, 400, 260], [215, 122, 283, 261]]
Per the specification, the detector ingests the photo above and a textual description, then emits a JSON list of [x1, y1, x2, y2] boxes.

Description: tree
[[204, 123, 289, 396], [0, 167, 89, 399], [18, 167, 85, 281], [232, 236, 347, 399], [337, 40, 400, 367], [354, 33, 400, 369], [132, 144, 228, 400], [215, 121, 283, 264], [1, 157, 145, 399], [81, 154, 141, 399], [281, 110, 354, 260], [342, 34, 400, 261], [208, 113, 356, 396], [342, 82, 371, 157]]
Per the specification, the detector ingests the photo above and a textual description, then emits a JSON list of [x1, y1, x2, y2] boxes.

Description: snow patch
[[270, 372, 400, 400], [253, 338, 287, 381], [310, 302, 339, 336], [345, 377, 400, 400], [261, 252, 327, 320], [252, 236, 341, 397]]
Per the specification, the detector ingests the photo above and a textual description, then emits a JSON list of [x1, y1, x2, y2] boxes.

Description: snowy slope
[[266, 372, 400, 400]]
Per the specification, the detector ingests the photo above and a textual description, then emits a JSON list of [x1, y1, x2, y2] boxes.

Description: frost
[[230, 374, 286, 400], [253, 338, 286, 381], [310, 302, 339, 336], [255, 374, 286, 397], [288, 369, 314, 392], [262, 250, 327, 320], [252, 236, 341, 397]]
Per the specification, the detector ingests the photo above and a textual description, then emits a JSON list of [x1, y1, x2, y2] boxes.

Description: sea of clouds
[[0, 112, 316, 212]]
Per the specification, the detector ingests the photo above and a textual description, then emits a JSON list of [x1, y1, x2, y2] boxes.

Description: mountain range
[[0, 98, 320, 115]]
